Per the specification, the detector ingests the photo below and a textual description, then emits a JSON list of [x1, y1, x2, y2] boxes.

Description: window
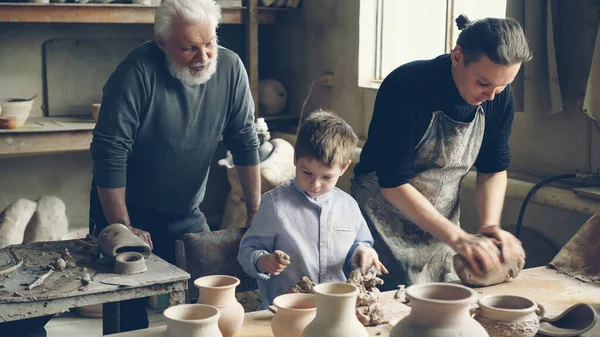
[[359, 0, 507, 87]]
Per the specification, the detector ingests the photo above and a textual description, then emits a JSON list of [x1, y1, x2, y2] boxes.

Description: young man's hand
[[257, 250, 291, 275], [352, 245, 389, 275]]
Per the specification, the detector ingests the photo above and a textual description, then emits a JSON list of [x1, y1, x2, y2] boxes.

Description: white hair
[[154, 0, 222, 42]]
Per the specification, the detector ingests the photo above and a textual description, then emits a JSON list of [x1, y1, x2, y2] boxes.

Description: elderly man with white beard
[[88, 0, 261, 332]]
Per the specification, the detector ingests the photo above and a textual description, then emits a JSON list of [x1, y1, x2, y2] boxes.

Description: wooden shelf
[[0, 3, 280, 24], [261, 114, 299, 121], [0, 117, 95, 157]]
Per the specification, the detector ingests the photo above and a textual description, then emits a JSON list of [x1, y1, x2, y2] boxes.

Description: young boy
[[238, 109, 387, 310]]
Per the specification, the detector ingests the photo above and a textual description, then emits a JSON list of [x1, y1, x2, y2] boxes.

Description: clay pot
[[97, 223, 152, 259], [271, 293, 317, 337], [194, 275, 244, 337], [0, 117, 18, 129], [390, 282, 489, 337], [301, 283, 369, 337], [473, 295, 544, 337], [163, 304, 223, 337], [113, 252, 147, 275], [0, 98, 34, 127]]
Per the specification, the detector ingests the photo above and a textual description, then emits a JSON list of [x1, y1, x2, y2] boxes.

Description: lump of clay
[[347, 269, 387, 325], [288, 276, 316, 294], [356, 303, 387, 326], [454, 254, 525, 287], [23, 196, 69, 243], [0, 199, 37, 248]]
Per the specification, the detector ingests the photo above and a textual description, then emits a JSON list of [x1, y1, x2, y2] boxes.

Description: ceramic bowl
[[113, 252, 147, 275], [0, 98, 34, 127]]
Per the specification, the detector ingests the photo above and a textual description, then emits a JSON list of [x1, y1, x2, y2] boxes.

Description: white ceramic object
[[271, 293, 317, 337], [0, 98, 34, 127], [163, 304, 223, 337], [302, 283, 369, 337], [259, 79, 287, 116], [194, 275, 244, 337], [474, 295, 545, 337], [390, 282, 489, 337]]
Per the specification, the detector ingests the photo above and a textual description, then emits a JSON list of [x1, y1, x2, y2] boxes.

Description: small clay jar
[[194, 275, 244, 337], [271, 293, 317, 337], [301, 283, 369, 337], [113, 252, 147, 275], [97, 223, 151, 259], [473, 295, 545, 337], [163, 304, 223, 337]]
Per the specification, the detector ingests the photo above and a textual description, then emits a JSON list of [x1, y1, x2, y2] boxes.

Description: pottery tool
[[539, 303, 598, 337]]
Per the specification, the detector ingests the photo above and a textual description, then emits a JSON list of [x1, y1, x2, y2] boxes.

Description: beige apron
[[351, 106, 485, 287]]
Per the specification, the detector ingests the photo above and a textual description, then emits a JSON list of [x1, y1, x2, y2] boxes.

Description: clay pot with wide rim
[[301, 282, 369, 337], [163, 304, 223, 337], [271, 293, 317, 337], [390, 282, 489, 337], [194, 275, 244, 337], [473, 295, 545, 337]]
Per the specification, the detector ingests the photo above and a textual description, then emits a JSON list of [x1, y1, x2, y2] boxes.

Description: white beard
[[167, 48, 219, 86]]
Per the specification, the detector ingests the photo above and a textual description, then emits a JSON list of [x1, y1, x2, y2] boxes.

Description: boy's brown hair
[[295, 109, 358, 168]]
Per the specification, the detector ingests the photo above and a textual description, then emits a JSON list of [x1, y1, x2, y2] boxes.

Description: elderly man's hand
[[126, 225, 153, 250], [480, 225, 525, 262]]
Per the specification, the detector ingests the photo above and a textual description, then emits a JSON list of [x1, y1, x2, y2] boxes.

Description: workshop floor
[[46, 309, 165, 337]]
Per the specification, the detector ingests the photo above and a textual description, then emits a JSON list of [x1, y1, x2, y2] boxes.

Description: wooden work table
[[0, 239, 190, 335], [109, 266, 600, 336]]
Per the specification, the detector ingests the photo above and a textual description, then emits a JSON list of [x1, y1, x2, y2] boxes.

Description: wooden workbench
[[108, 266, 600, 337], [0, 239, 190, 335]]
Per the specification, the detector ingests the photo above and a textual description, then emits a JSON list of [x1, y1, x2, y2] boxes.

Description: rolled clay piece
[[453, 254, 525, 287], [97, 223, 151, 259]]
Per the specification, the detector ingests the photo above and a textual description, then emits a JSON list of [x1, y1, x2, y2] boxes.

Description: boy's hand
[[352, 245, 389, 275], [257, 250, 291, 275]]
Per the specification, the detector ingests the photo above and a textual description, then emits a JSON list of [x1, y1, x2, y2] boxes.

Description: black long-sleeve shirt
[[90, 41, 259, 215], [354, 54, 514, 188]]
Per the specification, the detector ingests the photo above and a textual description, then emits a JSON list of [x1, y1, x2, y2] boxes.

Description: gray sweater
[[90, 41, 259, 215]]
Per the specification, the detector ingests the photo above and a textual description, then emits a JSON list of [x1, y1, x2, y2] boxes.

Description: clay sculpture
[[97, 223, 152, 259]]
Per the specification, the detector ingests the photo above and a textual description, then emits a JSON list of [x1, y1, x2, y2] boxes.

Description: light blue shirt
[[238, 179, 374, 310]]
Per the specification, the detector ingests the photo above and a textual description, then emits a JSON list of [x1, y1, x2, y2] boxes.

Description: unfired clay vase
[[454, 254, 525, 287], [194, 275, 244, 337], [163, 304, 223, 337], [271, 293, 317, 337], [97, 223, 151, 259], [473, 295, 545, 337], [390, 282, 489, 337], [113, 252, 147, 275], [301, 283, 369, 337]]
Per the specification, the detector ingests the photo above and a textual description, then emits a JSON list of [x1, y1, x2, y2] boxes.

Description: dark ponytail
[[455, 14, 532, 66]]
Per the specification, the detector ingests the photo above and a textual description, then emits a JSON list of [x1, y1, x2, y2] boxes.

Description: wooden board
[[0, 117, 96, 157], [108, 267, 600, 337], [44, 38, 145, 117], [0, 4, 278, 25]]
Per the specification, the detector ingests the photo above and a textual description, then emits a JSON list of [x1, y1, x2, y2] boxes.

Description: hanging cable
[[515, 173, 578, 238]]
